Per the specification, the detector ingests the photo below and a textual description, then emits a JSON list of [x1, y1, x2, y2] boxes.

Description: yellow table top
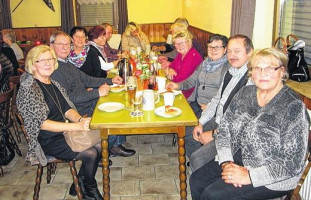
[[286, 80, 311, 100], [90, 90, 198, 130]]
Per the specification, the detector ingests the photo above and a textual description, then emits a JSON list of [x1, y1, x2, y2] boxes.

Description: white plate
[[98, 102, 124, 112], [158, 89, 182, 96], [154, 106, 182, 118], [110, 84, 125, 93]]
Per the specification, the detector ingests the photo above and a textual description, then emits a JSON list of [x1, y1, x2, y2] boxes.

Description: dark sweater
[[51, 60, 112, 113]]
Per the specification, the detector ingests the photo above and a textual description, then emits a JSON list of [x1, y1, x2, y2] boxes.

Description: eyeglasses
[[207, 45, 224, 51], [252, 66, 283, 74], [53, 43, 71, 47], [174, 41, 188, 47], [36, 58, 56, 64]]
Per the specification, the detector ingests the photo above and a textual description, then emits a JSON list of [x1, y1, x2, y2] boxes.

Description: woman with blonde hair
[[17, 45, 103, 199], [121, 22, 150, 51], [165, 30, 203, 98]]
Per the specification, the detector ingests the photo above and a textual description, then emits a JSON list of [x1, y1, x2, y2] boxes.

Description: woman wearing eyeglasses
[[190, 47, 310, 200], [165, 30, 203, 98], [17, 45, 103, 199], [121, 22, 150, 52]]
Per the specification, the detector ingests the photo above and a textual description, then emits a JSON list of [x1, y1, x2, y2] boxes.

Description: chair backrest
[[9, 74, 21, 107], [108, 34, 121, 49], [0, 88, 14, 129]]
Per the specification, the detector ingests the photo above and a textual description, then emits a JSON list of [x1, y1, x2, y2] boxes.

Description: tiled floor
[[0, 134, 192, 200]]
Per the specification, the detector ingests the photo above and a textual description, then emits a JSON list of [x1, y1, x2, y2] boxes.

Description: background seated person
[[190, 47, 310, 200], [121, 22, 150, 52], [1, 29, 24, 61], [68, 26, 108, 78], [17, 45, 103, 199], [88, 25, 120, 78], [0, 31, 19, 75], [167, 34, 229, 116], [165, 30, 203, 98]]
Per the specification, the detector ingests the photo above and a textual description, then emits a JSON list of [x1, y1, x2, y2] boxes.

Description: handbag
[[287, 42, 310, 82], [63, 130, 101, 152], [0, 130, 15, 166]]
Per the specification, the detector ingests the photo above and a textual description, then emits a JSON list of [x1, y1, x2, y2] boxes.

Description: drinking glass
[[126, 76, 137, 109]]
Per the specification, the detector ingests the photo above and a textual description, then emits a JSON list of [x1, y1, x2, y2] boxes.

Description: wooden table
[[287, 80, 311, 109], [90, 90, 198, 200]]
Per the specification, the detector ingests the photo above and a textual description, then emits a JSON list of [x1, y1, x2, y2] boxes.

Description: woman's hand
[[161, 61, 171, 69], [112, 60, 119, 67], [112, 76, 123, 84], [158, 56, 168, 63], [200, 104, 207, 110], [166, 82, 179, 90], [193, 123, 203, 141], [166, 68, 177, 80], [78, 117, 91, 131], [221, 162, 252, 187]]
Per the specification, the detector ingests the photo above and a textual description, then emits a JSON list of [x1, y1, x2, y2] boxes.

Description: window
[[78, 1, 119, 29], [278, 0, 311, 64]]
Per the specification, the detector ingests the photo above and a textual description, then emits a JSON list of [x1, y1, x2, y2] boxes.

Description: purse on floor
[[0, 130, 15, 166], [63, 130, 101, 152]]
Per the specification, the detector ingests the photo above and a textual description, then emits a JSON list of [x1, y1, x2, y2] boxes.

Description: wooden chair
[[17, 114, 83, 200]]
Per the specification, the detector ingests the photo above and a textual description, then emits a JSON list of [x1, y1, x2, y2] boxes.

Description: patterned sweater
[[216, 85, 310, 191]]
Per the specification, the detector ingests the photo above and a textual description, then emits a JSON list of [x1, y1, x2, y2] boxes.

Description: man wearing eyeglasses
[[50, 31, 136, 159], [187, 34, 254, 172]]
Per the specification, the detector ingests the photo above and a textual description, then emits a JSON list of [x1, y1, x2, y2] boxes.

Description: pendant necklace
[[39, 81, 69, 123], [202, 72, 211, 90]]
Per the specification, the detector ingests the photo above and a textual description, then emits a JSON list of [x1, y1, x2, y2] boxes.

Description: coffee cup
[[142, 89, 159, 111], [164, 92, 175, 106], [156, 76, 166, 91]]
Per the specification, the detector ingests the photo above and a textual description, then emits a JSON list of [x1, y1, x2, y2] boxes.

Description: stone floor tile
[[53, 167, 76, 184], [18, 170, 51, 186], [110, 180, 140, 196], [167, 153, 180, 165], [37, 183, 68, 199], [122, 166, 155, 180], [0, 185, 32, 200], [152, 143, 178, 154], [139, 154, 170, 166], [121, 195, 159, 200], [138, 135, 164, 144], [110, 154, 139, 167], [159, 195, 180, 200], [155, 165, 179, 179], [163, 134, 175, 144], [140, 179, 178, 195], [0, 170, 24, 185]]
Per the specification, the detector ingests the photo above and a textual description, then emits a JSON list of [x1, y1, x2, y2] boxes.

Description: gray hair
[[50, 31, 71, 44]]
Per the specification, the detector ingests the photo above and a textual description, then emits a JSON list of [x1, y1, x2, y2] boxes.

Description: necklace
[[38, 81, 69, 123], [202, 72, 211, 90]]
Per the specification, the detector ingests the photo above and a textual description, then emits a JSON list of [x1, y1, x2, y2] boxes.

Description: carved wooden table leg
[[177, 126, 187, 200], [101, 129, 110, 200]]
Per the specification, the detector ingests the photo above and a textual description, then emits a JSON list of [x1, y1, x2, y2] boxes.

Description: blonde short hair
[[173, 30, 193, 45], [248, 47, 289, 81], [170, 22, 187, 33], [124, 22, 142, 37], [1, 29, 17, 43], [25, 45, 58, 74]]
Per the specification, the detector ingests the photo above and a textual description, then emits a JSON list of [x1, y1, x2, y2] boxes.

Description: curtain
[[0, 0, 12, 29], [61, 0, 75, 34], [117, 0, 128, 34], [230, 0, 256, 38]]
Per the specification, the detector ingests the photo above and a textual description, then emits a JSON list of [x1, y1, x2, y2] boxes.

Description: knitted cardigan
[[17, 73, 76, 166], [216, 85, 310, 191]]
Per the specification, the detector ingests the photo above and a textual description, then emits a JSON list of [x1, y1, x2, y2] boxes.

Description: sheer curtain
[[0, 0, 12, 29], [117, 0, 128, 34], [61, 0, 75, 34], [230, 0, 256, 38]]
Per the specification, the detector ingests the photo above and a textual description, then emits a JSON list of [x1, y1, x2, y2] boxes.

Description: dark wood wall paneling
[[13, 24, 213, 57]]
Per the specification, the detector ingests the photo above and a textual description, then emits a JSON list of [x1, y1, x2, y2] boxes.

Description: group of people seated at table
[[2, 17, 310, 200]]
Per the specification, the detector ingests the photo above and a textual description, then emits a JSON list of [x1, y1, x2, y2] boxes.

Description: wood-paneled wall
[[13, 24, 213, 56]]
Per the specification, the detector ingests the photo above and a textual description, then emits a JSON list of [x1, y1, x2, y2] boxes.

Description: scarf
[[202, 55, 228, 73], [88, 41, 108, 61], [68, 45, 90, 68]]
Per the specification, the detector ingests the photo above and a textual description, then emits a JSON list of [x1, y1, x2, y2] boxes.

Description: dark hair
[[128, 22, 137, 28], [88, 26, 106, 41], [70, 26, 87, 38], [228, 34, 254, 53], [208, 34, 228, 47]]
